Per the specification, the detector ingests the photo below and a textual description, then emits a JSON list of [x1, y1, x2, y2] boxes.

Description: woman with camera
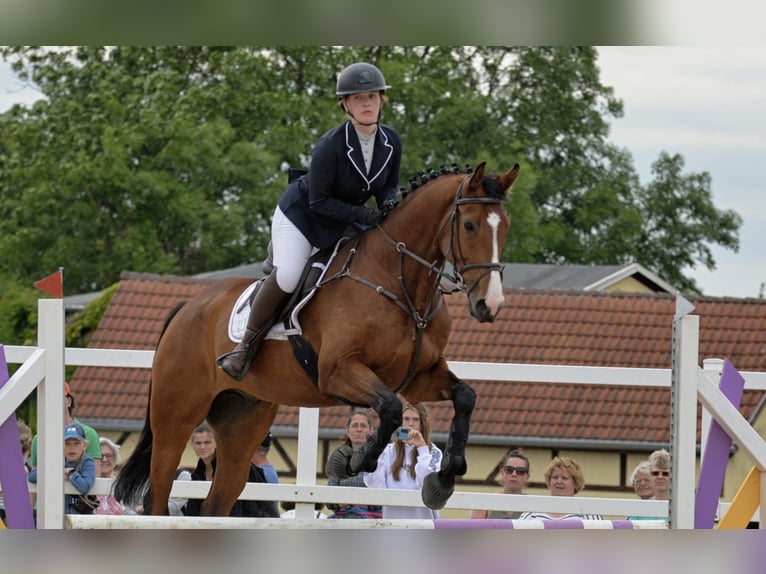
[[363, 403, 442, 519]]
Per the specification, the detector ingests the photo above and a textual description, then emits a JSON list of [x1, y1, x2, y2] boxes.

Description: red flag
[[33, 269, 63, 299]]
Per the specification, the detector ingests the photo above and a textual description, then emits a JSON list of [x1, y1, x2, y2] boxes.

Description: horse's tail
[[113, 301, 187, 508]]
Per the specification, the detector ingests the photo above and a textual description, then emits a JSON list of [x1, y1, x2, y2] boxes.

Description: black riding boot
[[216, 273, 290, 380]]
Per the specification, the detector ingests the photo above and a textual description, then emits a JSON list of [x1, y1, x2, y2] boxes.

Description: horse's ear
[[498, 163, 520, 191], [466, 162, 487, 195]]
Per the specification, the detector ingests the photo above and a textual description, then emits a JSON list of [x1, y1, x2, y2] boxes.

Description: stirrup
[[216, 347, 254, 381]]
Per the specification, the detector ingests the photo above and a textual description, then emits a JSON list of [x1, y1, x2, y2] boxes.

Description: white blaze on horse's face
[[484, 210, 505, 316]]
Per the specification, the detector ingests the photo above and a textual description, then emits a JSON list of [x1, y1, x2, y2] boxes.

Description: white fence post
[[36, 299, 66, 530], [293, 407, 320, 518], [670, 312, 699, 528]]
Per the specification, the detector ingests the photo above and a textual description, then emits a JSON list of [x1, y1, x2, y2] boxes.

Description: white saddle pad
[[226, 266, 327, 344]]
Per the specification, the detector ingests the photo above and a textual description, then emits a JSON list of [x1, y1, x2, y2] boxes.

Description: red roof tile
[[70, 273, 766, 445]]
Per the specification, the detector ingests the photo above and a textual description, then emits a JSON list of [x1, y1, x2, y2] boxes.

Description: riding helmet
[[336, 62, 390, 96]]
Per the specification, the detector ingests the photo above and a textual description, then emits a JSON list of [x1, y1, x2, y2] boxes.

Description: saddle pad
[[226, 275, 323, 343], [227, 281, 260, 343]]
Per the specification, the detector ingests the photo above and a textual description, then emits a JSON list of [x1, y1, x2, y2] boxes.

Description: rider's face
[[344, 91, 381, 124]]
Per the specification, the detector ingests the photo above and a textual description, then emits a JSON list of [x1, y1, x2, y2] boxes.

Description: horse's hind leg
[[204, 392, 278, 516], [147, 376, 209, 515], [148, 413, 202, 515]]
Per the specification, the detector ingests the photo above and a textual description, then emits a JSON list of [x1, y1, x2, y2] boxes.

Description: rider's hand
[[359, 206, 383, 226]]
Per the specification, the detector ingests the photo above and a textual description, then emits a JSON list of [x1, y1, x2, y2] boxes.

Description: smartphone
[[396, 427, 409, 440]]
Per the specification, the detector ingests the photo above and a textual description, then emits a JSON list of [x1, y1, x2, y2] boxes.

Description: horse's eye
[[463, 220, 477, 233]]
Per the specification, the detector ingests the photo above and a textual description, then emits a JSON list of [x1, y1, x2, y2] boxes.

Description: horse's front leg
[[418, 370, 476, 510]]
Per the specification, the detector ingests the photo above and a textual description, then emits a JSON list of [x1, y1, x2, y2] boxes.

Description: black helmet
[[336, 62, 390, 96]]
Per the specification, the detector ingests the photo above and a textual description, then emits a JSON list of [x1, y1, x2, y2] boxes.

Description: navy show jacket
[[278, 120, 402, 249]]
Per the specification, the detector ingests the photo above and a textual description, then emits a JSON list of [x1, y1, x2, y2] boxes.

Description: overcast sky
[[598, 46, 766, 298], [2, 47, 765, 298]]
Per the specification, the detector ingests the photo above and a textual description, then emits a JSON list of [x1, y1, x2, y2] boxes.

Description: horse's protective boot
[[216, 273, 290, 380]]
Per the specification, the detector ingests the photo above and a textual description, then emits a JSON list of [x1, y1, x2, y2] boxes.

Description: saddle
[[228, 231, 361, 386]]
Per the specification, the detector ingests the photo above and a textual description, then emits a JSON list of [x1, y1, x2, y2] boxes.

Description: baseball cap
[[64, 423, 86, 441]]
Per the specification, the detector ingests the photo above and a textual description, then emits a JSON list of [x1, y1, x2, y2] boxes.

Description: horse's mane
[[400, 163, 507, 202]]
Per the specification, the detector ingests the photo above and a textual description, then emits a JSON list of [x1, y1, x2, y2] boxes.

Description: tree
[[634, 153, 741, 292], [0, 46, 741, 295]]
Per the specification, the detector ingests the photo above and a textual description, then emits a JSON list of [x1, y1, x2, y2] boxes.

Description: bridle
[[439, 175, 507, 296]]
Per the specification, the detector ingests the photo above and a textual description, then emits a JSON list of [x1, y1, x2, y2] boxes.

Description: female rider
[[218, 62, 402, 380]]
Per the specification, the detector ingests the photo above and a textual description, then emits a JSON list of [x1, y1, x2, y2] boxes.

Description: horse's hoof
[[326, 445, 354, 479], [421, 472, 454, 510]]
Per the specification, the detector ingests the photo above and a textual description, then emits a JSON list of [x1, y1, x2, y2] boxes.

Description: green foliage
[[0, 277, 38, 345], [65, 282, 119, 348], [0, 46, 742, 296]]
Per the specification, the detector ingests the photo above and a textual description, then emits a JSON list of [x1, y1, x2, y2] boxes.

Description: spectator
[[649, 448, 671, 501], [252, 430, 279, 484], [29, 423, 97, 514], [364, 403, 442, 519], [249, 431, 279, 516], [93, 437, 127, 515], [29, 382, 102, 479], [630, 460, 655, 500], [168, 467, 192, 517], [470, 448, 530, 519], [518, 456, 602, 520], [183, 422, 278, 517], [626, 459, 662, 521], [326, 409, 382, 519], [128, 466, 190, 516]]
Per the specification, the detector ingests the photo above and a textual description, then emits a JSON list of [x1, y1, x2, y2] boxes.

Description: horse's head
[[441, 162, 520, 322]]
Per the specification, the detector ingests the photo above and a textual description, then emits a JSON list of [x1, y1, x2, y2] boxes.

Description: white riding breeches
[[271, 206, 317, 293]]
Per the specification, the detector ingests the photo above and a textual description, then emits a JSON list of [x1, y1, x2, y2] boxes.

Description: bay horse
[[114, 162, 520, 516]]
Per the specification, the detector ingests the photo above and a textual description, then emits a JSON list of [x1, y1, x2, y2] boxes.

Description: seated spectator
[[518, 456, 602, 520], [626, 459, 662, 521], [326, 409, 382, 519], [252, 430, 279, 484], [251, 430, 279, 515], [649, 449, 670, 501], [630, 460, 654, 500], [470, 448, 530, 519], [183, 422, 278, 517], [168, 467, 192, 517], [93, 437, 127, 515]]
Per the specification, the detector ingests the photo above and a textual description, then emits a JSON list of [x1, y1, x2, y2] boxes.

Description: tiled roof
[[70, 272, 766, 446]]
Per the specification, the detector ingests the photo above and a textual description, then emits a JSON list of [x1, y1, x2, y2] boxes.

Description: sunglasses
[[651, 470, 670, 477], [502, 465, 529, 476]]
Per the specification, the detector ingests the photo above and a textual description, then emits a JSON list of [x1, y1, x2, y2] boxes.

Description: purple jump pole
[[433, 519, 638, 529], [694, 359, 745, 529], [0, 344, 36, 528]]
